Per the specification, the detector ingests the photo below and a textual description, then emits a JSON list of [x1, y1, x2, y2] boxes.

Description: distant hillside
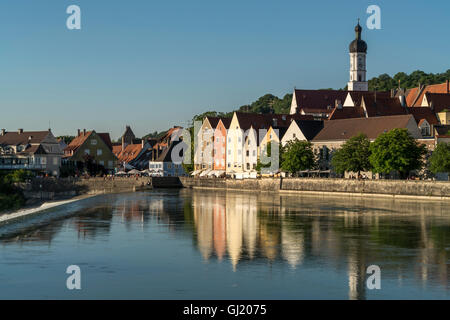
[[142, 130, 169, 140], [367, 70, 450, 91]]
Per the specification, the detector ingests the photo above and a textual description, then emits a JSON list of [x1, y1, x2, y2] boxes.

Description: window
[[246, 150, 249, 157], [228, 163, 231, 168], [91, 139, 97, 145], [85, 149, 90, 155], [99, 160, 104, 166], [293, 133, 296, 138], [97, 149, 102, 156]]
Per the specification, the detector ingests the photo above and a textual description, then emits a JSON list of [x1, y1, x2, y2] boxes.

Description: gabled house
[[406, 81, 450, 107], [149, 140, 187, 177], [213, 118, 232, 171], [64, 129, 117, 173], [281, 120, 324, 146], [195, 117, 222, 170], [0, 128, 63, 176], [225, 112, 313, 173]]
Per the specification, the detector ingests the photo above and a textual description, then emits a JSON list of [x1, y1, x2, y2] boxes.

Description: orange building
[[213, 118, 231, 171]]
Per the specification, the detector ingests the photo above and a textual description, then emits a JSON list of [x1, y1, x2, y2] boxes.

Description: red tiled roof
[[293, 90, 349, 112], [361, 95, 407, 117], [407, 107, 440, 126], [313, 115, 415, 141], [65, 131, 113, 153], [423, 93, 450, 113], [0, 130, 50, 145], [234, 112, 313, 131], [407, 82, 450, 107], [65, 131, 93, 152], [116, 143, 143, 163], [328, 107, 365, 120]]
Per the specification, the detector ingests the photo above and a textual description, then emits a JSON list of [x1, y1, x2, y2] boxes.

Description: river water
[[0, 189, 449, 299]]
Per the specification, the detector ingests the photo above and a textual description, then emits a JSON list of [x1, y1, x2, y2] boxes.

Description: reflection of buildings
[[186, 190, 450, 296]]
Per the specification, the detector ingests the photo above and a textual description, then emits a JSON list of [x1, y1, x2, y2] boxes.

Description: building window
[[97, 149, 103, 156], [246, 150, 249, 157], [91, 139, 97, 145], [99, 160, 104, 166], [293, 133, 296, 138], [85, 149, 90, 155]]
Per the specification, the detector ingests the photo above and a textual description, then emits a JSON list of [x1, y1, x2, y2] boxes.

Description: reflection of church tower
[[281, 220, 305, 269], [226, 196, 243, 271], [242, 195, 258, 260], [347, 239, 367, 300], [348, 21, 368, 92]]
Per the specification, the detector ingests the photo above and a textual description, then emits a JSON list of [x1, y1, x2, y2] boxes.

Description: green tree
[[369, 129, 427, 179], [331, 134, 372, 175], [429, 143, 450, 174], [281, 140, 315, 174]]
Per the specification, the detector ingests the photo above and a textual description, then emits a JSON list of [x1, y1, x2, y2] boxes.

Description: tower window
[[358, 75, 362, 82]]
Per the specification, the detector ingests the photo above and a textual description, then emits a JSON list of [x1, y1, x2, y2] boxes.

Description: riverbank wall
[[179, 177, 450, 201]]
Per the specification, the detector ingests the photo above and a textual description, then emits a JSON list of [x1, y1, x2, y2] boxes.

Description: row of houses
[[193, 84, 450, 177], [0, 125, 187, 177]]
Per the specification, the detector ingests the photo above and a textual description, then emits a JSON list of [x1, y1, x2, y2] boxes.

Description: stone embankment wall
[[21, 177, 152, 200], [180, 177, 450, 200]]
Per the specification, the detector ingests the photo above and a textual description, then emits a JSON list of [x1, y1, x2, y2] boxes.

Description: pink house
[[213, 118, 231, 171]]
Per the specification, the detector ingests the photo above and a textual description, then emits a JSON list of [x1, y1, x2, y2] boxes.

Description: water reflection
[[185, 190, 449, 299], [0, 190, 449, 299]]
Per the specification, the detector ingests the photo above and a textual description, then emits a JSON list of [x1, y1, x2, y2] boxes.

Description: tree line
[[279, 129, 449, 179]]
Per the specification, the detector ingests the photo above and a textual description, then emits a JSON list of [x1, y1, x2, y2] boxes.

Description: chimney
[[141, 139, 145, 148], [77, 129, 81, 136], [83, 129, 86, 136], [1, 129, 5, 136], [18, 128, 23, 134], [122, 136, 125, 151], [390, 89, 395, 98]]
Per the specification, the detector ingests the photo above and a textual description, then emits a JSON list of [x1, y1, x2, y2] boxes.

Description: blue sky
[[1, 0, 449, 139]]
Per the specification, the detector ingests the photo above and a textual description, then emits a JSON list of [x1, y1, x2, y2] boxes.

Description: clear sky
[[1, 0, 449, 139]]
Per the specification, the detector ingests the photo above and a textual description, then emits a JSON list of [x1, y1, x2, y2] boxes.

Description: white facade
[[348, 52, 368, 91]]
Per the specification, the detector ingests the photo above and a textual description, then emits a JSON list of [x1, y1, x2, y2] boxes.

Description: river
[[0, 189, 449, 299]]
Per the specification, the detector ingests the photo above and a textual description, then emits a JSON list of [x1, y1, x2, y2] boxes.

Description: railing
[[0, 164, 46, 170]]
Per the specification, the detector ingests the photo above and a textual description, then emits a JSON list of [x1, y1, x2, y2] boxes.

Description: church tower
[[348, 21, 368, 91]]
